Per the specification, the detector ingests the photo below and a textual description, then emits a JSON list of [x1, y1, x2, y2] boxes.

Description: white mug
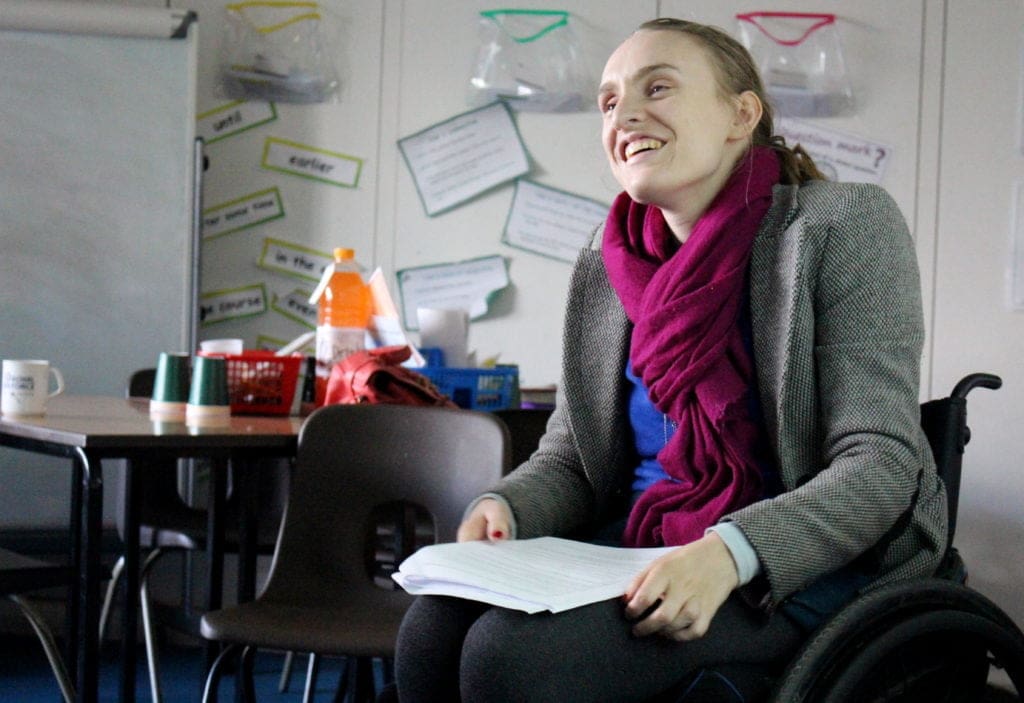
[[199, 338, 244, 355], [1, 359, 65, 416]]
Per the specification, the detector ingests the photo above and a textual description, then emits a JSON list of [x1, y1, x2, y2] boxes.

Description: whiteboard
[[0, 3, 199, 527]]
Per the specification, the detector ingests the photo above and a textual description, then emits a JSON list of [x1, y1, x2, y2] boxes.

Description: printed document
[[393, 537, 676, 614]]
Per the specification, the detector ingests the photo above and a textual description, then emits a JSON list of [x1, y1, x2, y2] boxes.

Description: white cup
[[1, 359, 66, 416], [199, 338, 244, 355]]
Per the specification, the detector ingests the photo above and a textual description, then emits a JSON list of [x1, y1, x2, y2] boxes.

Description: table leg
[[204, 459, 228, 675], [66, 458, 83, 693], [73, 447, 103, 703], [120, 459, 141, 703], [235, 457, 260, 605]]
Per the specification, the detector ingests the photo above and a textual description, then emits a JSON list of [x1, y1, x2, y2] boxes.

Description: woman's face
[[599, 30, 748, 210]]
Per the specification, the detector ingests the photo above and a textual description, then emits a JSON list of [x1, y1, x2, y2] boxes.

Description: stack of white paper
[[392, 537, 676, 614]]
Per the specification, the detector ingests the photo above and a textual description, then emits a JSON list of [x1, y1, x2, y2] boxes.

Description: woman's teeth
[[625, 139, 664, 159]]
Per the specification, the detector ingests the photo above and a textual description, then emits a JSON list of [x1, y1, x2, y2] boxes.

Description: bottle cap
[[334, 247, 354, 261]]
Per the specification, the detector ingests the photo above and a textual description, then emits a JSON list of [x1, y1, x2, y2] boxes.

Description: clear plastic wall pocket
[[220, 1, 340, 104], [468, 9, 590, 113], [735, 12, 854, 118]]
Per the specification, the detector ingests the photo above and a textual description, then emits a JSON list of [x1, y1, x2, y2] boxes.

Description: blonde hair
[[638, 17, 826, 185]]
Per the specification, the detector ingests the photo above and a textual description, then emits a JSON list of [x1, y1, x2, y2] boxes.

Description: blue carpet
[[0, 635, 360, 702]]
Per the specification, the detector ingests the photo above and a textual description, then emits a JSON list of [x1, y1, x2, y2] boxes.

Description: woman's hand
[[456, 497, 512, 542], [623, 532, 739, 641]]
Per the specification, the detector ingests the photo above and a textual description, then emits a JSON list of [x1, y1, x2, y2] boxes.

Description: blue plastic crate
[[417, 365, 519, 411]]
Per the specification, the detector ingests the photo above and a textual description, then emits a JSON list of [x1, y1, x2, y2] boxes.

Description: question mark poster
[[777, 118, 892, 184]]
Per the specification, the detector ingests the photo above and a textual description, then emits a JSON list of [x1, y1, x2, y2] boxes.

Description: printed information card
[[196, 100, 277, 144], [199, 284, 268, 326], [503, 180, 609, 262], [397, 255, 509, 329], [203, 187, 285, 240], [261, 137, 362, 187], [257, 238, 331, 283], [777, 118, 893, 184], [398, 102, 530, 216], [271, 289, 317, 328]]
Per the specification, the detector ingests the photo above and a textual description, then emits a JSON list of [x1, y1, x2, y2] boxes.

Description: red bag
[[324, 345, 457, 408]]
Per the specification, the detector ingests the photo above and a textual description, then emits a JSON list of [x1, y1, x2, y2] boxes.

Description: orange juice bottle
[[312, 248, 372, 404]]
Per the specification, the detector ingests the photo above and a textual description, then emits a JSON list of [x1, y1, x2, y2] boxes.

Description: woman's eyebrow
[[598, 63, 681, 94]]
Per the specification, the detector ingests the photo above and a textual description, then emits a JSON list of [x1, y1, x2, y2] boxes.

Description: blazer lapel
[[561, 248, 631, 503], [749, 184, 802, 466]]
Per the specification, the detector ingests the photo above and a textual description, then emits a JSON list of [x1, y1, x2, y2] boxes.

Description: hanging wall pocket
[[468, 9, 590, 113], [735, 11, 854, 118], [220, 1, 340, 104]]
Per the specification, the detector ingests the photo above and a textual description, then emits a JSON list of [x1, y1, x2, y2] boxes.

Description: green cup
[[187, 355, 230, 409], [152, 352, 191, 403], [150, 352, 191, 417]]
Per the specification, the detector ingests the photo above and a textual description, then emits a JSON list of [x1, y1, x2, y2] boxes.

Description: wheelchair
[[675, 373, 1024, 702]]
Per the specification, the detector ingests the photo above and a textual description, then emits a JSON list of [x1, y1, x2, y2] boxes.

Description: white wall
[[929, 0, 1024, 633], [106, 0, 1022, 631]]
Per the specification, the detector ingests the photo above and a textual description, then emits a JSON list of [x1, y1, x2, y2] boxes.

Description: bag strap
[[735, 11, 835, 47], [480, 9, 569, 44]]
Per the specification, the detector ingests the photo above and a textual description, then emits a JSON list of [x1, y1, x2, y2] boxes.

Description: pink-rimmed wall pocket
[[735, 11, 855, 118]]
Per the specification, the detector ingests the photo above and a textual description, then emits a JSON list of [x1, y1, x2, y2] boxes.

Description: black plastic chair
[[198, 403, 510, 703], [493, 407, 553, 472], [0, 547, 75, 703], [99, 368, 289, 703]]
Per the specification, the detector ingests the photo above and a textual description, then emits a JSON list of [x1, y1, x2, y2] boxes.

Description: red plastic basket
[[213, 351, 303, 415]]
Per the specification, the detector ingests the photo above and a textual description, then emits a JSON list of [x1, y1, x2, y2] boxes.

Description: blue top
[[626, 361, 678, 493]]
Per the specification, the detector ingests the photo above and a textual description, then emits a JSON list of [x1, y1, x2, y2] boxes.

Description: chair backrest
[[492, 407, 553, 473], [0, 547, 71, 596], [918, 373, 1001, 553], [260, 403, 509, 612], [128, 368, 157, 398]]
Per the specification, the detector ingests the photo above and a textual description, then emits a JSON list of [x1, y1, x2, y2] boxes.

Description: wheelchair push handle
[[952, 373, 1002, 400]]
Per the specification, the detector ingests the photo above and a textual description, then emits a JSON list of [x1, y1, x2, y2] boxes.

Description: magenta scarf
[[602, 146, 781, 547]]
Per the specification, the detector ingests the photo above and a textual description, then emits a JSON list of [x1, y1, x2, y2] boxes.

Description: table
[[0, 395, 302, 703]]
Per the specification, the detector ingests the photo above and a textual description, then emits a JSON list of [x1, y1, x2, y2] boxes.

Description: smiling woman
[[393, 17, 942, 703]]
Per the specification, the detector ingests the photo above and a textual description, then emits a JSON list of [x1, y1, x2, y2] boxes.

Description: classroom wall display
[[467, 9, 595, 113], [735, 11, 855, 118], [196, 99, 278, 144], [398, 101, 531, 216], [219, 0, 341, 104], [397, 255, 510, 330], [203, 187, 285, 240], [502, 180, 608, 262], [776, 118, 892, 184]]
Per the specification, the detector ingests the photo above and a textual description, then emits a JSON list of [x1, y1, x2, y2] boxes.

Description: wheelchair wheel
[[771, 579, 1024, 703]]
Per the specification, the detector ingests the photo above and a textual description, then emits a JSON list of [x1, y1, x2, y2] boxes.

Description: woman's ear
[[729, 90, 762, 139]]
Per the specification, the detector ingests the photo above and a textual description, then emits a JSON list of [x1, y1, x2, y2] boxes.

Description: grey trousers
[[393, 592, 804, 703]]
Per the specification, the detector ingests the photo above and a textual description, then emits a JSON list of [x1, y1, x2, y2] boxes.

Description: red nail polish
[[491, 530, 504, 539]]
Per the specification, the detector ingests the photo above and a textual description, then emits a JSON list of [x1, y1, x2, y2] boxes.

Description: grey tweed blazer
[[491, 179, 947, 609]]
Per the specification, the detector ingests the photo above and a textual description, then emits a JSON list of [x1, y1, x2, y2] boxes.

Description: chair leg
[[380, 658, 395, 688], [239, 645, 258, 703], [139, 548, 166, 703], [332, 657, 351, 703], [279, 650, 296, 692], [304, 652, 321, 703], [354, 656, 376, 703], [98, 553, 125, 645], [8, 594, 76, 703], [202, 642, 241, 703]]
